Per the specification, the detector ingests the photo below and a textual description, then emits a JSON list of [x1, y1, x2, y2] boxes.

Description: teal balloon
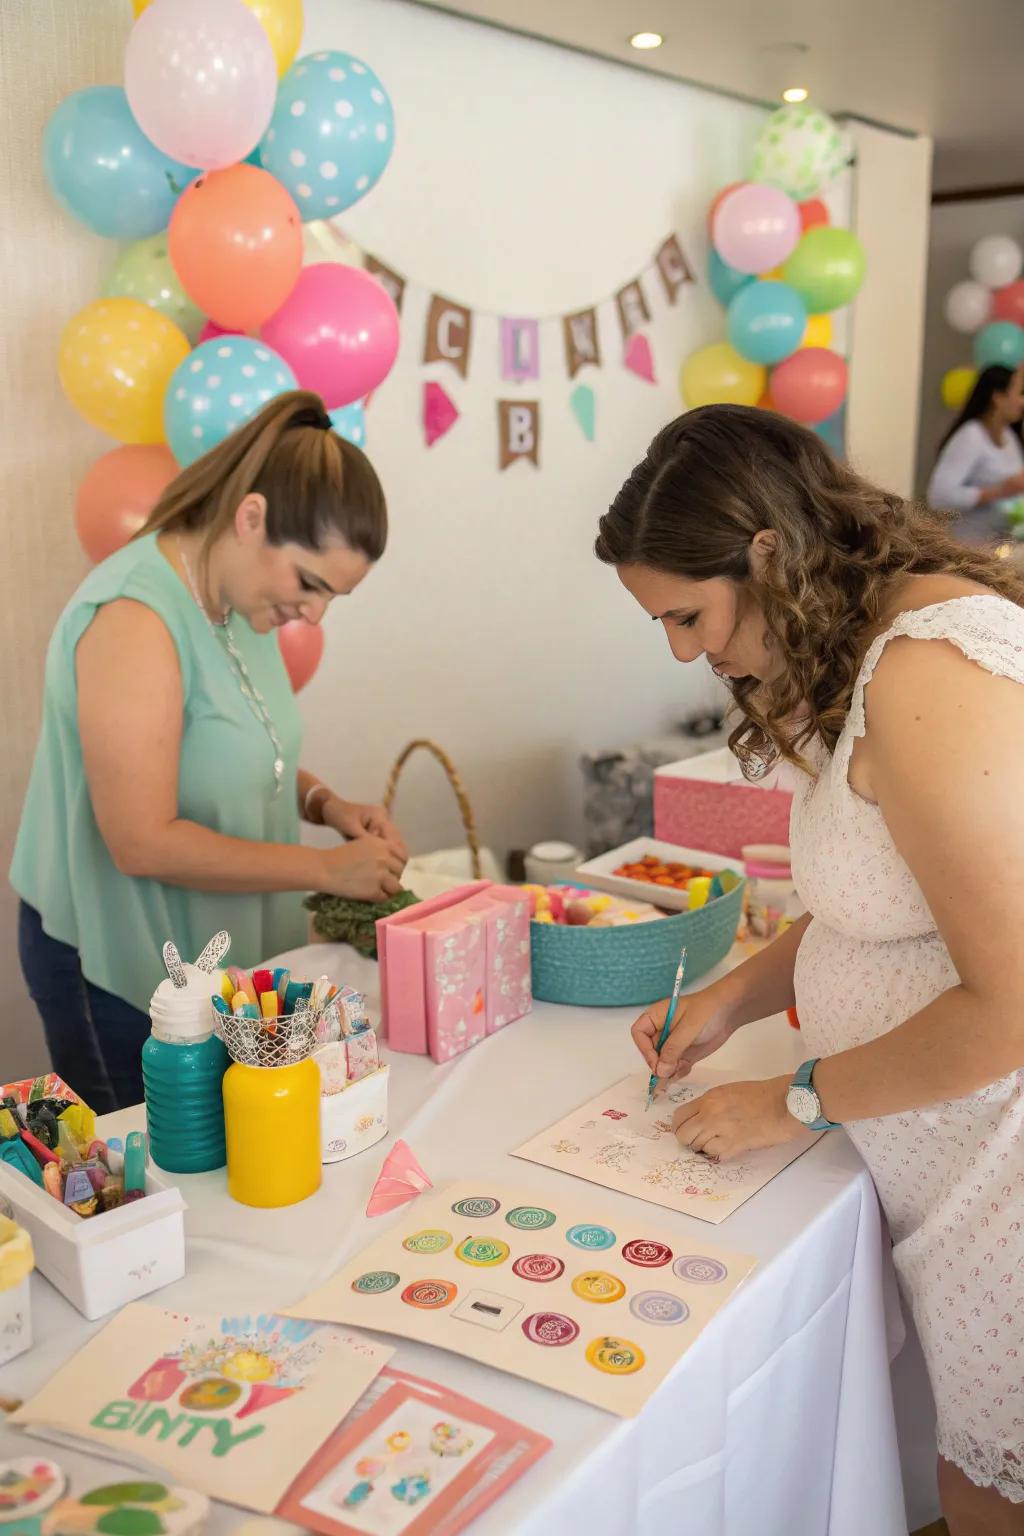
[[973, 321, 1024, 369], [708, 247, 754, 309], [814, 404, 846, 458], [103, 234, 205, 344], [164, 337, 297, 468], [727, 281, 807, 365], [259, 51, 395, 222], [43, 86, 194, 239], [329, 400, 366, 449]]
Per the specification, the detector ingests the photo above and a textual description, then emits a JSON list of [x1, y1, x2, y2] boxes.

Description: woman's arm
[[77, 602, 403, 898], [297, 768, 408, 860], [927, 427, 1024, 512]]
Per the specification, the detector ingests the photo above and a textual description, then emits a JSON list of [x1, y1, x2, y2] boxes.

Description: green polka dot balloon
[[103, 234, 205, 346], [751, 105, 852, 201]]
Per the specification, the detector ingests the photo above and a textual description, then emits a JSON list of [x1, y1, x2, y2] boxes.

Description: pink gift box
[[424, 908, 488, 1063], [654, 751, 793, 858], [377, 882, 491, 1053], [485, 885, 532, 1032]]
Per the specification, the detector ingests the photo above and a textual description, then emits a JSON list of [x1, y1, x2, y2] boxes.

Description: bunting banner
[[423, 381, 459, 447], [655, 235, 695, 305], [364, 255, 407, 314], [615, 279, 650, 341], [500, 318, 540, 382], [498, 400, 540, 470], [424, 294, 473, 377], [563, 308, 601, 379]]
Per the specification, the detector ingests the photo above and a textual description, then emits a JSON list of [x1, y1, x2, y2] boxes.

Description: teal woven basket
[[530, 879, 744, 1007]]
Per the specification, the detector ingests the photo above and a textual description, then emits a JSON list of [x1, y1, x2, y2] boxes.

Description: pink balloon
[[992, 280, 1024, 329], [278, 620, 324, 693], [75, 444, 178, 564], [713, 183, 801, 276], [770, 347, 848, 424], [125, 0, 276, 170], [197, 319, 242, 345], [261, 264, 401, 409]]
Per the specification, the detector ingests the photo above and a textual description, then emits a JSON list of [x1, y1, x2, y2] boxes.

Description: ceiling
[[412, 0, 1024, 193]]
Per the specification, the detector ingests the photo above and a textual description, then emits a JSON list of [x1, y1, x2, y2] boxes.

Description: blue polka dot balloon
[[164, 336, 297, 468], [259, 51, 394, 222], [328, 400, 366, 449]]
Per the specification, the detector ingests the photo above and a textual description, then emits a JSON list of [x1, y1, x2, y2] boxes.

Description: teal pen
[[645, 944, 688, 1111]]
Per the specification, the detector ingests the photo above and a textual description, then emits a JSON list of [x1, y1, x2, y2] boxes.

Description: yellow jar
[[222, 1057, 321, 1208]]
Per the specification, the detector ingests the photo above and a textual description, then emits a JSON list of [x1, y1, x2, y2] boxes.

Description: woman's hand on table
[[632, 978, 742, 1085], [672, 1076, 806, 1162], [317, 836, 406, 901], [323, 796, 408, 862]]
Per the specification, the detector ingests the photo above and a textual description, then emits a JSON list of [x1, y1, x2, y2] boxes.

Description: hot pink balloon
[[75, 444, 178, 564], [992, 280, 1024, 329], [197, 319, 243, 345], [713, 183, 801, 276], [771, 347, 848, 424], [125, 0, 276, 170], [260, 264, 401, 409], [278, 621, 324, 693]]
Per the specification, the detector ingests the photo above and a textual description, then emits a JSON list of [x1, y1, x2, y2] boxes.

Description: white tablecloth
[[1, 944, 932, 1535]]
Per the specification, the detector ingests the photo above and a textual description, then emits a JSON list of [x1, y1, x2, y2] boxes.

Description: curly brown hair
[[595, 404, 1024, 776]]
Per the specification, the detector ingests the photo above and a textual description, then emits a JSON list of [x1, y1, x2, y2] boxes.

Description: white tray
[[574, 836, 744, 915]]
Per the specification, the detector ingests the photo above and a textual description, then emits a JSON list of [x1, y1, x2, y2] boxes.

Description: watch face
[[787, 1085, 820, 1126]]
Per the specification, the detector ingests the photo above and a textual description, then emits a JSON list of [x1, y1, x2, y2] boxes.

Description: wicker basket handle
[[383, 738, 482, 880]]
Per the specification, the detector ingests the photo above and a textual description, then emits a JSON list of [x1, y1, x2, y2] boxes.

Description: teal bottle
[[142, 966, 229, 1173]]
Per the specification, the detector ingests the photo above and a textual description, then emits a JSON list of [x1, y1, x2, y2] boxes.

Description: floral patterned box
[[320, 1066, 389, 1165]]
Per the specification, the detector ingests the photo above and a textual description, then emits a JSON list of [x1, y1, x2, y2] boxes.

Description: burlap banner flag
[[615, 279, 650, 341], [498, 400, 540, 469], [655, 235, 694, 305], [364, 255, 407, 314], [424, 295, 473, 378], [500, 317, 540, 382], [563, 308, 601, 379]]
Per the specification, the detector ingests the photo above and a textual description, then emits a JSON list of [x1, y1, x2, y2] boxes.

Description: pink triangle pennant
[[624, 332, 656, 383], [365, 1139, 433, 1216], [423, 381, 459, 447]]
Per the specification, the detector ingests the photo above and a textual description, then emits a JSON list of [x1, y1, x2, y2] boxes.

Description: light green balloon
[[102, 233, 204, 343], [783, 226, 866, 313], [751, 104, 851, 201]]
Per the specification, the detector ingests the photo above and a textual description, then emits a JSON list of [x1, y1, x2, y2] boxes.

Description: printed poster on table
[[12, 1306, 392, 1514], [513, 1069, 821, 1223], [287, 1181, 755, 1418]]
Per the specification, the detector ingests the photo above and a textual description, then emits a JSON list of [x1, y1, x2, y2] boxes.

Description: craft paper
[[499, 318, 540, 382], [424, 297, 472, 378], [569, 384, 596, 442], [367, 1141, 433, 1218], [623, 333, 656, 384], [497, 401, 540, 470], [13, 1306, 392, 1514], [422, 383, 459, 448], [513, 1069, 820, 1224], [364, 256, 407, 315], [615, 279, 650, 340], [655, 234, 694, 304], [562, 308, 601, 378], [43, 1479, 209, 1536], [287, 1181, 755, 1418], [277, 1367, 550, 1536]]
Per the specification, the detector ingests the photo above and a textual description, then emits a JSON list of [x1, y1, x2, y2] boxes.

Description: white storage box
[[0, 1275, 31, 1364], [321, 1065, 389, 1164], [0, 1163, 186, 1321], [574, 837, 744, 914]]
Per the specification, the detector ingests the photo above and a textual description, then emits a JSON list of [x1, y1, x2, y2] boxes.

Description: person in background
[[600, 405, 1024, 1535], [927, 363, 1024, 544], [12, 391, 407, 1114]]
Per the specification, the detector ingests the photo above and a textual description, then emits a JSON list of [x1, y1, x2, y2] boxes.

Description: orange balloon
[[278, 620, 324, 692], [798, 198, 829, 233], [168, 165, 302, 332], [75, 444, 178, 564], [707, 181, 744, 235], [756, 391, 775, 411]]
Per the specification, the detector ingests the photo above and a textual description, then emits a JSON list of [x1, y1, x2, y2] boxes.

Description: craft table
[[1, 942, 930, 1536]]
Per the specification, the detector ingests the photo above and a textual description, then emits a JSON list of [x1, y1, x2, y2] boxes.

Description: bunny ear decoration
[[162, 940, 188, 989], [365, 1139, 432, 1217], [195, 930, 231, 973]]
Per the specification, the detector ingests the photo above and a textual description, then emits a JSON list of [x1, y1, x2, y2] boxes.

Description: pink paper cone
[[365, 1139, 432, 1216]]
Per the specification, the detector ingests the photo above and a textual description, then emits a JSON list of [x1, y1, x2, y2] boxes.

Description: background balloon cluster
[[45, 0, 401, 689], [940, 234, 1024, 411], [681, 103, 863, 440]]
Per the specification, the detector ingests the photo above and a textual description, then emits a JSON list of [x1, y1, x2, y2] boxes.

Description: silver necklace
[[178, 539, 285, 797]]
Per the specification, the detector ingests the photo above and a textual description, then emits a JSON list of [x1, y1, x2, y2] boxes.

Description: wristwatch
[[786, 1058, 841, 1131]]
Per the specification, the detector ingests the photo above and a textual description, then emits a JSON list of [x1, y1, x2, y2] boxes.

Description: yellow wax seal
[[571, 1270, 626, 1304], [585, 1335, 646, 1374], [222, 1349, 276, 1383]]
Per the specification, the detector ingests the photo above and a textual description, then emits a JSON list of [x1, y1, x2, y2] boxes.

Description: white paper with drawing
[[513, 1069, 820, 1223]]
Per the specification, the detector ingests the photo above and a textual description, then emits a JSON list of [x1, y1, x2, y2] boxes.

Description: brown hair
[[596, 404, 1024, 775], [139, 390, 387, 562]]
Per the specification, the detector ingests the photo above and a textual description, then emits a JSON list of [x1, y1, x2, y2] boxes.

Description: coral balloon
[[75, 444, 178, 563], [941, 367, 976, 411], [60, 299, 190, 444], [125, 0, 277, 170], [798, 198, 829, 232], [992, 281, 1024, 329], [169, 166, 302, 332], [103, 234, 204, 344], [278, 620, 324, 692], [680, 343, 765, 409], [771, 347, 848, 424], [707, 183, 743, 235], [783, 227, 866, 313], [802, 313, 832, 349], [261, 264, 400, 409], [712, 183, 800, 275], [133, 0, 303, 72]]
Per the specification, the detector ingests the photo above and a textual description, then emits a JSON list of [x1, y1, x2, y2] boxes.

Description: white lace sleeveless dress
[[790, 595, 1024, 1502]]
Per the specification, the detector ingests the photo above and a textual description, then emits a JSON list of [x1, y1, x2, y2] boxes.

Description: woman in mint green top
[[12, 391, 406, 1113]]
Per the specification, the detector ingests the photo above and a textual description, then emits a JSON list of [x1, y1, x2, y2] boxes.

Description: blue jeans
[[17, 902, 150, 1114]]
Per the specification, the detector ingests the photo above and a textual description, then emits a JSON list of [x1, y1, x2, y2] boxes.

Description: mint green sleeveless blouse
[[11, 534, 308, 1012]]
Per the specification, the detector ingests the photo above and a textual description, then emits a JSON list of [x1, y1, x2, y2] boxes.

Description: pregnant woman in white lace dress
[[598, 406, 1024, 1536]]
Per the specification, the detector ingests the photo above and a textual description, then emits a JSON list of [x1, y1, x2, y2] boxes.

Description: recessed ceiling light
[[630, 31, 664, 50], [782, 85, 809, 102]]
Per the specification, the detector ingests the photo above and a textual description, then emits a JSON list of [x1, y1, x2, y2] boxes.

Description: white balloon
[[944, 280, 992, 334], [969, 235, 1024, 290]]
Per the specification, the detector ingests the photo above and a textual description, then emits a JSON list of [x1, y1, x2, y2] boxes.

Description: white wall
[[916, 194, 1024, 495]]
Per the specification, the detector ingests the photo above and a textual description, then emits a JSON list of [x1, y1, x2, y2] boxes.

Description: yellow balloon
[[802, 313, 832, 349], [132, 0, 303, 75], [59, 298, 190, 444], [759, 266, 786, 282], [942, 366, 977, 412], [680, 343, 765, 409]]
